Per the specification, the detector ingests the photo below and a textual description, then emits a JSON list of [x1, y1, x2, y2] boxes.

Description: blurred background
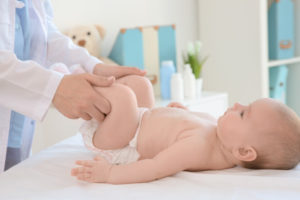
[[32, 0, 300, 153]]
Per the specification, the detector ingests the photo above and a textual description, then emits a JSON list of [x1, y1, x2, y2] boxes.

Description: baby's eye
[[72, 35, 76, 40], [87, 32, 91, 36], [240, 111, 244, 118]]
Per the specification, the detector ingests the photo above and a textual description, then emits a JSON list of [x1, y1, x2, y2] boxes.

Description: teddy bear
[[65, 25, 117, 65]]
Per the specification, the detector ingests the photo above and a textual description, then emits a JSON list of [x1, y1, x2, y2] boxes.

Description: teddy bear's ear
[[95, 25, 106, 39]]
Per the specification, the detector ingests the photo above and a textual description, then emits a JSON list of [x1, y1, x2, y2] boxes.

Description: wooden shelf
[[268, 57, 300, 68]]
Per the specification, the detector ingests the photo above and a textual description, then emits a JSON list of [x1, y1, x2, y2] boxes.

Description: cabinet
[[198, 0, 300, 115]]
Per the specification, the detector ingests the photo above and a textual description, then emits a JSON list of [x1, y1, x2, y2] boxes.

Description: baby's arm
[[167, 102, 188, 110], [72, 135, 203, 184]]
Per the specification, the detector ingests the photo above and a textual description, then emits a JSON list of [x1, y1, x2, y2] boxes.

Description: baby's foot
[[71, 156, 112, 183]]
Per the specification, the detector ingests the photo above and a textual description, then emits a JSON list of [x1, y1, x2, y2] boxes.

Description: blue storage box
[[109, 25, 177, 71], [158, 25, 177, 70], [268, 0, 294, 60], [109, 28, 145, 69], [269, 65, 288, 103]]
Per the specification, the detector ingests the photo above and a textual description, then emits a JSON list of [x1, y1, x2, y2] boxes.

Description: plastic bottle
[[160, 60, 175, 99], [183, 64, 196, 99], [171, 73, 184, 101]]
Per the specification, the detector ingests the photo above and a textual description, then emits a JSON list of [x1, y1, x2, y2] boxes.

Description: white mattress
[[0, 134, 300, 200]]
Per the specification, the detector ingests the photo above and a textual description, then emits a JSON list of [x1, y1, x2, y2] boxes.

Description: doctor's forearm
[[0, 51, 63, 120], [46, 30, 101, 74]]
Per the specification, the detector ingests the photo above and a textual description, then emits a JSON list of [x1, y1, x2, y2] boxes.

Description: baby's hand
[[71, 156, 112, 183], [167, 102, 188, 110]]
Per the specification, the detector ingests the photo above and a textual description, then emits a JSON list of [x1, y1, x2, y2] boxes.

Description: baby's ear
[[233, 145, 257, 162]]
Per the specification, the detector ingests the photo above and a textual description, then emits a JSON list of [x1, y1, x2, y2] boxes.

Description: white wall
[[198, 0, 267, 106], [32, 0, 199, 153], [51, 0, 199, 67]]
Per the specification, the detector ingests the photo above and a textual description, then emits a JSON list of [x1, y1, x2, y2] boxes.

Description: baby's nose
[[233, 103, 239, 109], [233, 102, 243, 110], [234, 102, 247, 110]]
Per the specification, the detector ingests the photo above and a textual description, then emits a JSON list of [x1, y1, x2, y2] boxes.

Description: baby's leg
[[116, 75, 155, 108], [93, 84, 140, 150]]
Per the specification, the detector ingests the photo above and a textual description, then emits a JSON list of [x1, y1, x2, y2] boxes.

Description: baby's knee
[[94, 83, 136, 101], [118, 75, 153, 92], [109, 83, 137, 105], [133, 75, 153, 92], [129, 75, 152, 86]]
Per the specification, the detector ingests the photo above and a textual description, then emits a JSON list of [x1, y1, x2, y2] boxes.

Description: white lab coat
[[0, 0, 101, 172]]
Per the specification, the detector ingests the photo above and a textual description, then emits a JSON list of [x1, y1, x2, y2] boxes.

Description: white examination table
[[0, 134, 299, 200]]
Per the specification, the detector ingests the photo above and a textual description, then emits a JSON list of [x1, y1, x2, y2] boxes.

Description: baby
[[71, 75, 300, 184]]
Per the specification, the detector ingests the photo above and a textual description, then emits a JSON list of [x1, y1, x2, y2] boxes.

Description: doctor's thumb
[[85, 74, 115, 87]]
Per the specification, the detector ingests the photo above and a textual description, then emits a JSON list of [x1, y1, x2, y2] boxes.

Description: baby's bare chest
[[137, 108, 215, 158]]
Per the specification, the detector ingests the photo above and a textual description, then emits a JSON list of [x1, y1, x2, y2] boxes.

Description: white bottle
[[183, 64, 196, 99], [171, 73, 184, 101]]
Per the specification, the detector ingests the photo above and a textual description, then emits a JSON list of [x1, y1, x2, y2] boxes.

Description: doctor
[[0, 0, 145, 172]]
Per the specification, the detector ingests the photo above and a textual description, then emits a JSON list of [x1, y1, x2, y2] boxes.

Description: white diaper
[[79, 108, 148, 165]]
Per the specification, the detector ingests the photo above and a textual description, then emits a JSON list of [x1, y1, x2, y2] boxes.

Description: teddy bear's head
[[65, 25, 106, 58]]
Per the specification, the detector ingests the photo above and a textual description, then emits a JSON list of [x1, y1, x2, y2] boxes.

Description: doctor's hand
[[52, 73, 115, 122], [93, 63, 146, 79]]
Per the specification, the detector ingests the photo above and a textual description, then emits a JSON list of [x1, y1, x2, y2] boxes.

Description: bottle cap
[[161, 60, 174, 67], [172, 73, 182, 79], [184, 64, 192, 73]]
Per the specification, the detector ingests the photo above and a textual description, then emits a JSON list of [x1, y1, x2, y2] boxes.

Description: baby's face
[[217, 99, 281, 151]]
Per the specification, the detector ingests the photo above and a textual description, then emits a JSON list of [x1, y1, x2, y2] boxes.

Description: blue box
[[109, 25, 177, 71], [268, 0, 294, 60], [109, 28, 145, 69], [269, 65, 288, 103], [158, 25, 177, 71]]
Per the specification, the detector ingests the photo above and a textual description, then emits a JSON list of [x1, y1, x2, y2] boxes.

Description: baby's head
[[217, 98, 300, 169]]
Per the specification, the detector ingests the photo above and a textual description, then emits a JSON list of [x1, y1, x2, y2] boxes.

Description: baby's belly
[[136, 107, 201, 159]]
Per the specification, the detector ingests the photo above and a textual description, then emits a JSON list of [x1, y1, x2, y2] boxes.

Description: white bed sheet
[[0, 134, 300, 200]]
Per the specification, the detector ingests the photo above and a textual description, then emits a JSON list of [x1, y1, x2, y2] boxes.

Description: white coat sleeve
[[44, 1, 102, 74], [0, 50, 63, 121]]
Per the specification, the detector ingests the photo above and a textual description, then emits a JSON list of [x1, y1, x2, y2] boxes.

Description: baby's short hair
[[241, 101, 300, 169]]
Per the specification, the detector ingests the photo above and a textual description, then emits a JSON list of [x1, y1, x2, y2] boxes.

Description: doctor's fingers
[[93, 93, 111, 114], [114, 66, 146, 78], [80, 112, 92, 121], [85, 73, 115, 87], [85, 106, 105, 123]]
